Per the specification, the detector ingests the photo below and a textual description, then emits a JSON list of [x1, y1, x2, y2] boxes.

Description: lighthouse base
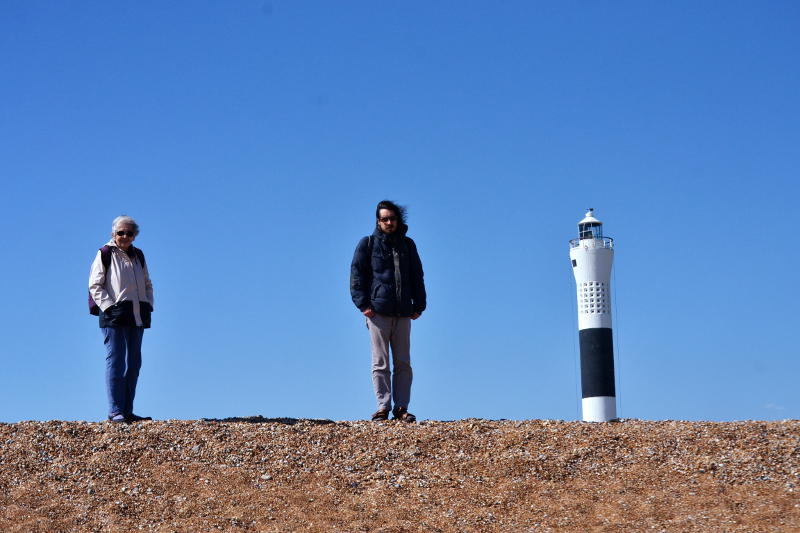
[[582, 396, 617, 422]]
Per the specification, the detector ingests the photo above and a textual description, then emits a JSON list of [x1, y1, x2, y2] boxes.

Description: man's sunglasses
[[379, 216, 397, 223], [116, 231, 135, 237]]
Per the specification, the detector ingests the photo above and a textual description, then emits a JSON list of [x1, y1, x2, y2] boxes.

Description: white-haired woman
[[88, 215, 154, 423]]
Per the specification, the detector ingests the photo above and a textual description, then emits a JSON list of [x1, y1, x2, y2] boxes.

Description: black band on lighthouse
[[579, 328, 616, 398]]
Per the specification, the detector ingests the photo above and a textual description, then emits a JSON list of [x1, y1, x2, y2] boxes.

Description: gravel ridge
[[1, 418, 798, 532]]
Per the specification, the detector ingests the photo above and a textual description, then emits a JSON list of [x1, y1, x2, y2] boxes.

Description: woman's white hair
[[112, 215, 140, 236]]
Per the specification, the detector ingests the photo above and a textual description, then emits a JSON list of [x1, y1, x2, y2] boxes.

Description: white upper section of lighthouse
[[570, 209, 614, 330]]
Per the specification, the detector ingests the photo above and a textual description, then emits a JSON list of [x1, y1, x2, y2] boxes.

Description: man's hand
[[410, 312, 421, 320], [363, 308, 376, 318]]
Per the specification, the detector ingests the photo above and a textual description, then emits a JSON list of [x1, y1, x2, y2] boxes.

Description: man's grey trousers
[[367, 314, 412, 411]]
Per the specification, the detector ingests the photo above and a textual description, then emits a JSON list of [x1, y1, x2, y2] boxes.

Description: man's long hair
[[375, 200, 407, 225]]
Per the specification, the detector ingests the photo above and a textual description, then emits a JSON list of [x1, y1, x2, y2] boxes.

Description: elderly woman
[[88, 215, 154, 423]]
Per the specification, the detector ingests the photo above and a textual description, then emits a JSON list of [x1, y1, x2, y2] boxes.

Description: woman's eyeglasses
[[116, 231, 135, 237]]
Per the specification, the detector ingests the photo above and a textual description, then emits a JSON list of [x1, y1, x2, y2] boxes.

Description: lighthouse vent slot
[[577, 281, 610, 314]]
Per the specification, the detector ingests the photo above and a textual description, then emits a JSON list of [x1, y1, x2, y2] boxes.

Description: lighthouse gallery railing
[[569, 237, 614, 249]]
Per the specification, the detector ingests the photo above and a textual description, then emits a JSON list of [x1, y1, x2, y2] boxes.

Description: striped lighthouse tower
[[569, 209, 617, 422]]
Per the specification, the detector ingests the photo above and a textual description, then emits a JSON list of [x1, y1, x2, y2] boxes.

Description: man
[[88, 215, 154, 423], [350, 200, 426, 422]]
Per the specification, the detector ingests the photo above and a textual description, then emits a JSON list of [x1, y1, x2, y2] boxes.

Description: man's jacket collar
[[372, 223, 409, 243]]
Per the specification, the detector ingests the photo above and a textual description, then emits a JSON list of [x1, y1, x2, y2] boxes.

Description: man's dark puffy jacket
[[350, 224, 426, 317]]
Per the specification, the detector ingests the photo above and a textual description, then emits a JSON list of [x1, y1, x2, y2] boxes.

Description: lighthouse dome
[[579, 209, 601, 225]]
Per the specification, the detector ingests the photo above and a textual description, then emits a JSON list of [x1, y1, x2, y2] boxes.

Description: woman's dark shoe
[[392, 407, 416, 423], [371, 409, 390, 421]]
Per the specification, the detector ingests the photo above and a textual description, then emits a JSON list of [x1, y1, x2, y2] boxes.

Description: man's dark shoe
[[392, 407, 416, 423], [126, 414, 153, 422], [107, 414, 128, 424], [371, 409, 390, 421]]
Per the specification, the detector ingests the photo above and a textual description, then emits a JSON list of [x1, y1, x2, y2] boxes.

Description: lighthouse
[[569, 209, 617, 422]]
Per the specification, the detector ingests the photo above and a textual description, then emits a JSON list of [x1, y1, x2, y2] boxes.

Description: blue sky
[[1, 1, 798, 422]]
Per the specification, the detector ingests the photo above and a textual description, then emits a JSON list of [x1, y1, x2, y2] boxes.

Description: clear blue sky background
[[1, 1, 797, 423]]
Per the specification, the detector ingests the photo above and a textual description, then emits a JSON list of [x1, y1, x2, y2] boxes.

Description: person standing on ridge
[[350, 200, 426, 422], [88, 215, 154, 423]]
